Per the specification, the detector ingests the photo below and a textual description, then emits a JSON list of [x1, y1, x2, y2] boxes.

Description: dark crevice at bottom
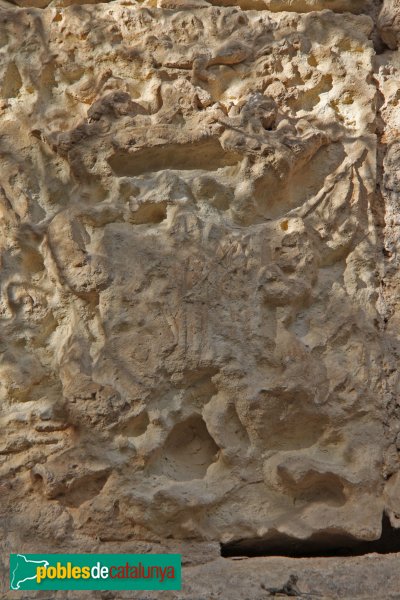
[[221, 514, 400, 558]]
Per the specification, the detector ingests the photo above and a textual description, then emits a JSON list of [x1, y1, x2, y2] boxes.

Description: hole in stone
[[120, 412, 149, 437], [31, 472, 44, 491], [108, 139, 240, 177], [2, 62, 22, 99], [274, 464, 347, 508], [221, 514, 400, 558], [151, 414, 219, 481], [260, 114, 276, 131], [56, 473, 110, 508], [307, 54, 318, 67], [129, 201, 168, 224]]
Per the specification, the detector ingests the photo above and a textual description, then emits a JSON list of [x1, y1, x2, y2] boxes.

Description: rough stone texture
[[5, 0, 379, 12], [379, 0, 400, 48], [4, 552, 400, 599], [2, 0, 400, 598], [375, 10, 400, 535]]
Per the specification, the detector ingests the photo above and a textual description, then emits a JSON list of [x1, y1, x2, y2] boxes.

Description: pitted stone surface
[[2, 1, 400, 598]]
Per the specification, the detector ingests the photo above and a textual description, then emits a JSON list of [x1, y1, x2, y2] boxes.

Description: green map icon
[[10, 554, 49, 590]]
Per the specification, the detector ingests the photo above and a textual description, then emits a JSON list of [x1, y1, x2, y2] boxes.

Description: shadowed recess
[[149, 414, 219, 481], [221, 515, 400, 558], [108, 138, 241, 177]]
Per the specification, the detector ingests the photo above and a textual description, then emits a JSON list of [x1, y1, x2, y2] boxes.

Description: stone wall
[[1, 0, 400, 598]]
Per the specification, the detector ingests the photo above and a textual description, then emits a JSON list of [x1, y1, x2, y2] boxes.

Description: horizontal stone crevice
[[221, 515, 400, 558], [108, 138, 241, 177]]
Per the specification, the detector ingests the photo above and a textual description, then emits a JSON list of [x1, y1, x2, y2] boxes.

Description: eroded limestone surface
[[1, 0, 400, 597], [5, 0, 379, 12]]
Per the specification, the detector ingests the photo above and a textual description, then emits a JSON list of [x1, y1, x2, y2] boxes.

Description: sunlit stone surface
[[1, 1, 400, 598]]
